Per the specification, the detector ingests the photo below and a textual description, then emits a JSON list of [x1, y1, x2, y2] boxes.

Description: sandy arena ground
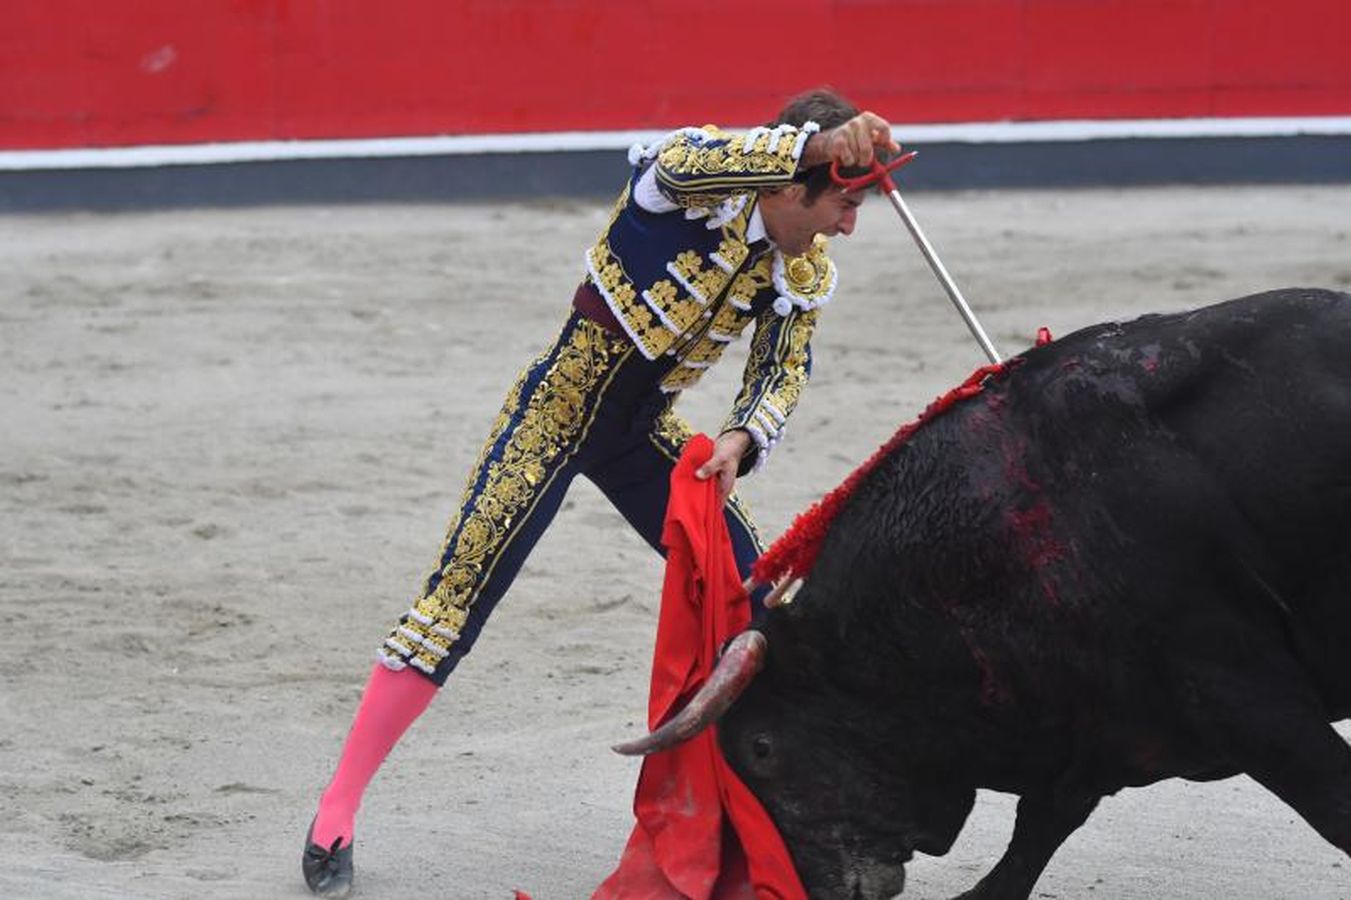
[[2, 184, 1350, 900]]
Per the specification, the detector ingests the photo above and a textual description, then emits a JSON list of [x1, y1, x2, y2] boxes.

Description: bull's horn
[[611, 629, 767, 756]]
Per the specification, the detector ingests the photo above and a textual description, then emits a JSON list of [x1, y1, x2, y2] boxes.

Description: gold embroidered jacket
[[584, 122, 838, 469]]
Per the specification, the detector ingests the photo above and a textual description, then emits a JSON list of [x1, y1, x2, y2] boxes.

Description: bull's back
[[1003, 289, 1347, 523], [822, 287, 1351, 608], [999, 288, 1351, 703]]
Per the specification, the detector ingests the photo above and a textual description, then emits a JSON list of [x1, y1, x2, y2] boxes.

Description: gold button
[[786, 256, 817, 289]]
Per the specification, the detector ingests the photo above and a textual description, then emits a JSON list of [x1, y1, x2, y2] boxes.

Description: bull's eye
[[751, 734, 774, 761]]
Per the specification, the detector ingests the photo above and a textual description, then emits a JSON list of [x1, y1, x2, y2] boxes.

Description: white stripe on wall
[[2, 116, 1349, 172]]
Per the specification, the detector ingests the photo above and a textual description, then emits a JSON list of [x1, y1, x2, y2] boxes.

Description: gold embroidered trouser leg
[[378, 314, 632, 683], [584, 399, 768, 602]]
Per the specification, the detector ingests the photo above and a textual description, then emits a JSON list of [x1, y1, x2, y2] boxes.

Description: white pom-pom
[[772, 295, 793, 316], [627, 143, 644, 166]]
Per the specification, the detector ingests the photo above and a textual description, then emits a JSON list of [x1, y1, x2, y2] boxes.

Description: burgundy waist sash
[[571, 281, 627, 338]]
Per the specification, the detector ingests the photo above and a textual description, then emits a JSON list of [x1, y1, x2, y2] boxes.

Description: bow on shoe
[[302, 821, 354, 897]]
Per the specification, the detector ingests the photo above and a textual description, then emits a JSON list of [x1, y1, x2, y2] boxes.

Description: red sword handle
[[829, 150, 918, 194]]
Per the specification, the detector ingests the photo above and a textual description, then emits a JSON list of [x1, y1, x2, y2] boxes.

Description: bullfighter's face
[[718, 640, 976, 898], [759, 183, 866, 255]]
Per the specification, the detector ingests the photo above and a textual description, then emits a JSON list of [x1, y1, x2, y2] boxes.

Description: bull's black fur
[[719, 288, 1351, 899]]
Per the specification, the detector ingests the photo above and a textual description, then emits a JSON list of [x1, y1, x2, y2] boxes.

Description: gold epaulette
[[654, 122, 819, 207]]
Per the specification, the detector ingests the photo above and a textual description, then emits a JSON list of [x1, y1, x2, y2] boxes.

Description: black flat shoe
[[302, 820, 354, 897]]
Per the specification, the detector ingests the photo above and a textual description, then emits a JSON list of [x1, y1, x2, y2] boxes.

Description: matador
[[302, 87, 899, 896]]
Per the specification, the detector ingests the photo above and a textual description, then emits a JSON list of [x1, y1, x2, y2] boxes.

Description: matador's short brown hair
[[773, 87, 886, 203]]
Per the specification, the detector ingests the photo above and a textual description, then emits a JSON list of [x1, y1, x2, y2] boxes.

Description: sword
[[832, 154, 1003, 365]]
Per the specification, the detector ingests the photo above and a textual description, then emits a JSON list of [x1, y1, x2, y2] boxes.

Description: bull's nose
[[856, 864, 906, 899], [821, 845, 907, 899]]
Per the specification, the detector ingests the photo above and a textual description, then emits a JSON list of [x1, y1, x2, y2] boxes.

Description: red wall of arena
[[4, 0, 1350, 151]]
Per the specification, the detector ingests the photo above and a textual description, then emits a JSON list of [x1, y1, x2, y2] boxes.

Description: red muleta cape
[[594, 434, 807, 900]]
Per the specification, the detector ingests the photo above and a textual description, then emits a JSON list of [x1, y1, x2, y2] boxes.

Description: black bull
[[621, 288, 1351, 898]]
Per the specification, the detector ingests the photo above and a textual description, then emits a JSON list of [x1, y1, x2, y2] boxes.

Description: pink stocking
[[311, 663, 439, 848]]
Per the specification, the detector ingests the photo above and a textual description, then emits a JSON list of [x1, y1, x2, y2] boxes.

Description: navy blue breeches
[[378, 312, 766, 684]]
